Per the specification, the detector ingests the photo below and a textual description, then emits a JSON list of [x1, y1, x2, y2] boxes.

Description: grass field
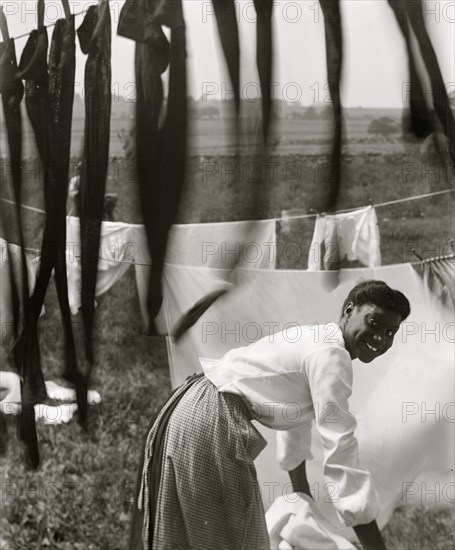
[[1, 118, 454, 549], [0, 109, 410, 158]]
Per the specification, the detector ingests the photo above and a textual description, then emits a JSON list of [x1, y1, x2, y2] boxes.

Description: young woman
[[129, 280, 410, 550]]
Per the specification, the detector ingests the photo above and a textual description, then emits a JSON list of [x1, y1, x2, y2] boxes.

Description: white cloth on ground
[[0, 371, 101, 421], [202, 323, 380, 527], [161, 262, 454, 539], [266, 493, 356, 549], [44, 380, 101, 404], [307, 206, 381, 270]]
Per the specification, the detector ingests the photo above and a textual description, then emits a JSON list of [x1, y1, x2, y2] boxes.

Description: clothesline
[[15, 242, 455, 270], [272, 188, 455, 221], [0, 198, 45, 214], [1, 187, 454, 224], [0, 7, 91, 42], [22, 246, 153, 268]]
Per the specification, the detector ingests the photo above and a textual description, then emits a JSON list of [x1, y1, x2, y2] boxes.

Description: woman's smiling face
[[341, 302, 402, 363]]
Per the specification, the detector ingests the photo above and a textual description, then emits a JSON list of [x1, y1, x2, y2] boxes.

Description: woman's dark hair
[[342, 280, 411, 321]]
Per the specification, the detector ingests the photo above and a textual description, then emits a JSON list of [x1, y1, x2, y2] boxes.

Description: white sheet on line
[[132, 218, 277, 332]]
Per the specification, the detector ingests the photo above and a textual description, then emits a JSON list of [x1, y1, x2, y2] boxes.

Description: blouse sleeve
[[304, 345, 380, 527], [276, 423, 313, 471]]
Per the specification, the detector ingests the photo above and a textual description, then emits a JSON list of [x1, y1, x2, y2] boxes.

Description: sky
[[1, 0, 454, 107]]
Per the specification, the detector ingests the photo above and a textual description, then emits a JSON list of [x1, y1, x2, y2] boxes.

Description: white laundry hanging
[[66, 216, 136, 314], [307, 206, 381, 271], [0, 238, 43, 335]]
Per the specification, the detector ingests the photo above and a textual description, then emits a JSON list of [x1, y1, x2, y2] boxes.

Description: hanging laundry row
[[0, 204, 389, 354], [3, 208, 452, 346], [0, 0, 112, 467]]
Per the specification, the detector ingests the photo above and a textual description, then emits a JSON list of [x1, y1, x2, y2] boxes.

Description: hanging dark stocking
[[319, 0, 343, 212], [0, 28, 42, 467], [77, 2, 111, 370], [211, 0, 241, 113], [118, 0, 187, 334], [387, 0, 433, 138], [253, 0, 273, 144], [0, 36, 28, 316], [17, 11, 85, 425], [402, 0, 455, 166]]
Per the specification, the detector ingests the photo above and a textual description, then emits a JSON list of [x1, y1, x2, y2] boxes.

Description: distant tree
[[302, 105, 319, 120], [368, 116, 399, 137], [318, 106, 333, 119], [293, 110, 306, 119], [199, 105, 220, 119]]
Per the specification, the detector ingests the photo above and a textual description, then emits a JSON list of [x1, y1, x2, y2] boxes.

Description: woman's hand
[[353, 520, 387, 550], [289, 461, 387, 549], [288, 460, 313, 499]]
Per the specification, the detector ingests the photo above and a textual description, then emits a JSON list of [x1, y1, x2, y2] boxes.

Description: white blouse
[[201, 323, 380, 527]]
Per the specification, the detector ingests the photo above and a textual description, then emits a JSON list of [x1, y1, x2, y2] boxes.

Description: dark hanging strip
[[47, 12, 86, 419], [401, 0, 455, 168], [319, 0, 343, 213], [387, 0, 433, 139], [0, 33, 23, 352], [253, 0, 273, 144], [0, 33, 28, 314], [211, 0, 240, 114], [77, 1, 112, 364], [0, 11, 42, 467], [13, 25, 50, 470], [16, 4, 85, 429], [9, 8, 81, 467], [249, 0, 274, 221], [118, 0, 187, 334]]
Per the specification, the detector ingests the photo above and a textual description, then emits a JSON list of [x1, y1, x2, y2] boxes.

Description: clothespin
[[0, 5, 10, 41], [411, 248, 424, 262], [38, 0, 45, 31], [309, 207, 324, 217]]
